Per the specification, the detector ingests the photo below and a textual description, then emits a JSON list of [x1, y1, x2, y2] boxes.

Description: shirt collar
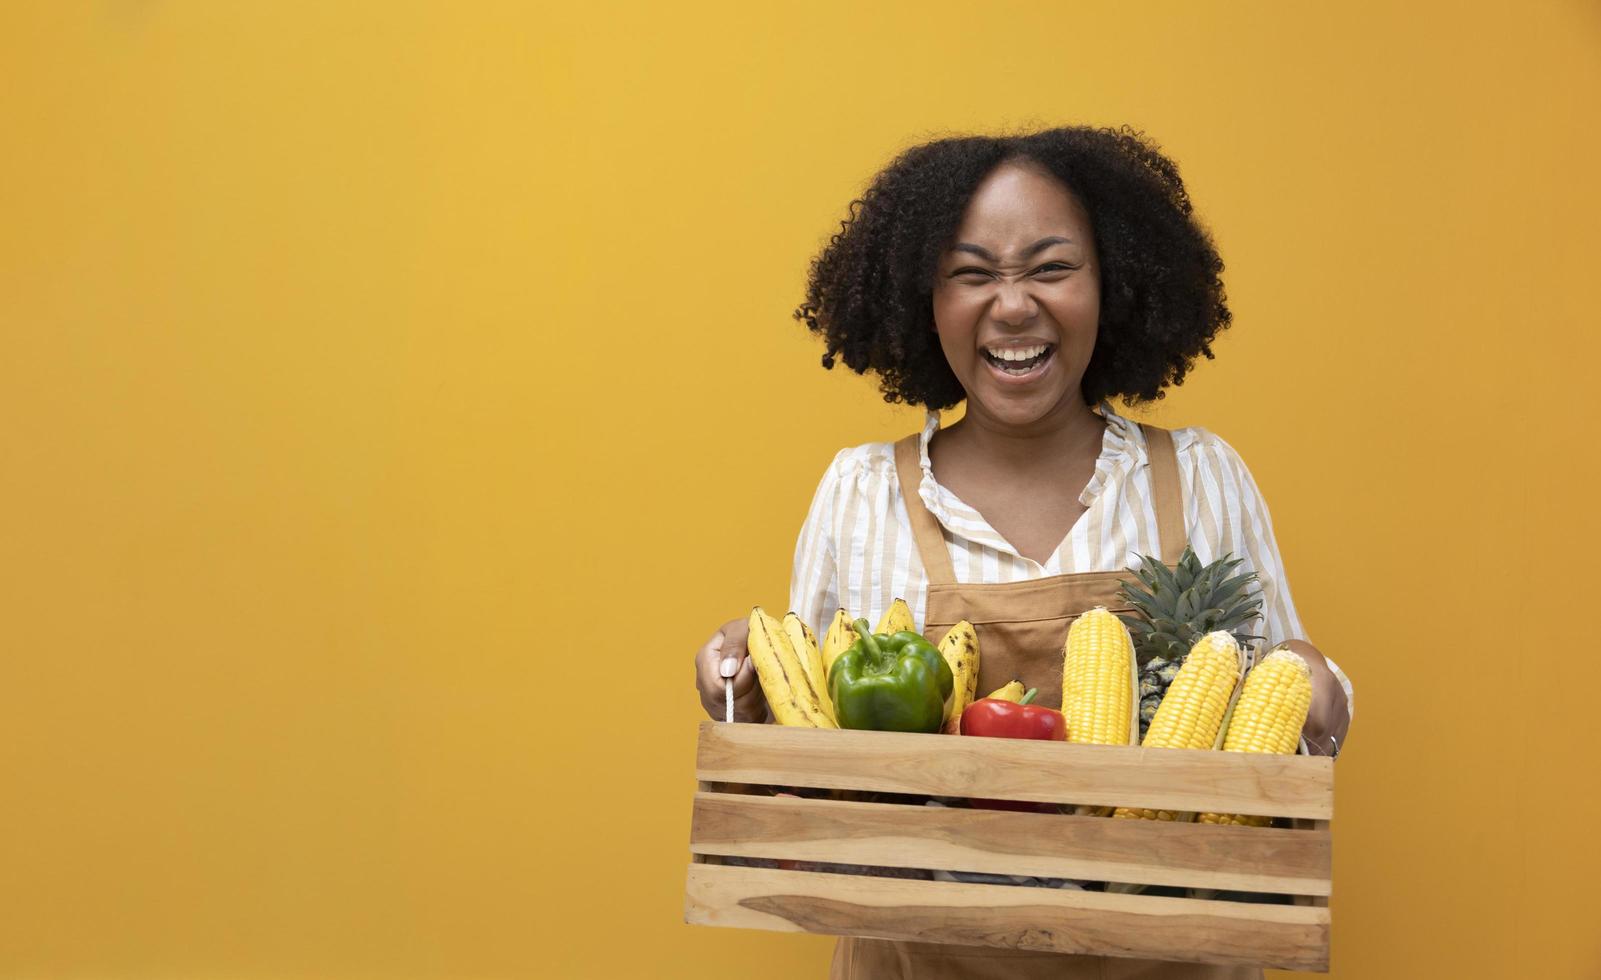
[[913, 401, 1140, 559]]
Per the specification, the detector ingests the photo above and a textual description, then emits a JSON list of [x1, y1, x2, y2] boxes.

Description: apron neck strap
[[1139, 422, 1186, 566], [893, 433, 958, 586]]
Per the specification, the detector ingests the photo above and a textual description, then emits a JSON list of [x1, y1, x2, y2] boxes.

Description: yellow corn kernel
[[1197, 811, 1271, 827], [1115, 630, 1242, 821], [1060, 607, 1134, 747], [1196, 648, 1313, 826]]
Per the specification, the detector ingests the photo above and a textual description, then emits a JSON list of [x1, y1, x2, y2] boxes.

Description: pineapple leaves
[[1142, 555, 1181, 599], [1217, 596, 1263, 627], [1147, 632, 1188, 659], [1118, 582, 1161, 612], [1120, 611, 1159, 634], [1146, 560, 1184, 595], [1213, 571, 1260, 605], [1175, 590, 1199, 624], [1118, 613, 1155, 636], [1173, 550, 1201, 592], [1189, 561, 1221, 607], [1118, 548, 1266, 667]]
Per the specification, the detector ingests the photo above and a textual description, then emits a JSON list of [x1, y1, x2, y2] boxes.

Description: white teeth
[[986, 344, 1048, 362]]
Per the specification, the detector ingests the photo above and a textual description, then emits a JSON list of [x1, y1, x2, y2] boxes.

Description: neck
[[946, 393, 1106, 469]]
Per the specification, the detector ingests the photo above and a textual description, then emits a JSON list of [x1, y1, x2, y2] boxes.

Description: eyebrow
[[950, 236, 1073, 262]]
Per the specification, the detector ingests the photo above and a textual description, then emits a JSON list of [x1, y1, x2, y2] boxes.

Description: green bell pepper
[[827, 618, 954, 733]]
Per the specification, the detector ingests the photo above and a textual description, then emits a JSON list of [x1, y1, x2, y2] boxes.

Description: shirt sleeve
[[1183, 432, 1355, 725], [788, 449, 849, 635]]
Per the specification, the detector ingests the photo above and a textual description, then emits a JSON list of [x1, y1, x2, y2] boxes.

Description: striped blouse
[[787, 403, 1355, 719]]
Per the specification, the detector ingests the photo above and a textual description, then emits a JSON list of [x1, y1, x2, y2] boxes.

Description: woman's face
[[932, 159, 1100, 429]]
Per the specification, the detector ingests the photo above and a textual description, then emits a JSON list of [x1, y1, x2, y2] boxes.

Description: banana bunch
[[752, 598, 980, 730], [748, 607, 837, 727]]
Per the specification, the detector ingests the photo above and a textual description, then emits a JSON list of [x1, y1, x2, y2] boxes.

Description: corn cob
[[1060, 607, 1136, 746], [1115, 630, 1243, 821], [1197, 647, 1313, 826]]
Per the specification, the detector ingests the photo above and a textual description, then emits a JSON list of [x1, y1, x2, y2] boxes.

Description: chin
[[972, 389, 1072, 427]]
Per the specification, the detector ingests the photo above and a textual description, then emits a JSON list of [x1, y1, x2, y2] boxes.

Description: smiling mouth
[[982, 344, 1056, 376]]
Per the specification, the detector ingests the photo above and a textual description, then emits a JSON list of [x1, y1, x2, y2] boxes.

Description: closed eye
[[950, 263, 1078, 279]]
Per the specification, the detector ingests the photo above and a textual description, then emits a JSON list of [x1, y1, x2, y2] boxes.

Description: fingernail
[[720, 656, 739, 678]]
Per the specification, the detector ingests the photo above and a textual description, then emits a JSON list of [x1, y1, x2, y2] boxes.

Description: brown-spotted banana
[[937, 620, 980, 733], [747, 606, 836, 728]]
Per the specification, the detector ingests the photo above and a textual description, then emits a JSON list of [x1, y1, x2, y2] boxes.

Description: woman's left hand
[[1276, 639, 1350, 758]]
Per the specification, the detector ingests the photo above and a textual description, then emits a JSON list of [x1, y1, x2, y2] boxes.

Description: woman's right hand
[[694, 618, 769, 723]]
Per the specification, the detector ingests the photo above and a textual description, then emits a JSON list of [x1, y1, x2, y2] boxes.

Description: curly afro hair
[[793, 125, 1231, 410]]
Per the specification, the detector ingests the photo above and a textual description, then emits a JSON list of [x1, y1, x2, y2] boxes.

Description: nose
[[991, 278, 1040, 325]]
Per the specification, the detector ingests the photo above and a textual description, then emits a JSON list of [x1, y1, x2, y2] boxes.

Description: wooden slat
[[697, 721, 1334, 820], [684, 863, 1329, 972], [689, 792, 1331, 896], [1292, 818, 1333, 909]]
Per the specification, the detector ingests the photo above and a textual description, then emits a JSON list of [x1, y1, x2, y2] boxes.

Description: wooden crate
[[685, 721, 1333, 972]]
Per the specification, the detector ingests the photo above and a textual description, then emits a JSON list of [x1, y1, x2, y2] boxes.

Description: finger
[[731, 655, 760, 698], [717, 619, 751, 678], [696, 629, 724, 670], [722, 620, 749, 652], [732, 659, 769, 723], [695, 631, 730, 702], [704, 630, 744, 680], [733, 693, 769, 723], [1300, 706, 1335, 755]]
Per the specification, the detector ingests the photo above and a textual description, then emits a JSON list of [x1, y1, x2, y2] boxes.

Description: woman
[[692, 125, 1353, 979]]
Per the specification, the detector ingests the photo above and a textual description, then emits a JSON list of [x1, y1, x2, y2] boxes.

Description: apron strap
[[1139, 423, 1186, 565], [893, 434, 958, 586]]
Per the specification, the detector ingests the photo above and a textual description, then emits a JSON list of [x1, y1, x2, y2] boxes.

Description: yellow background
[[3, 3, 1597, 977]]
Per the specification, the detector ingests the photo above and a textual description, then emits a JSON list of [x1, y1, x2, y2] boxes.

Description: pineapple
[[1137, 656, 1181, 741], [1120, 547, 1264, 740]]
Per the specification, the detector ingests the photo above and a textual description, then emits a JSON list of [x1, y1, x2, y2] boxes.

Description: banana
[[747, 606, 836, 728], [984, 680, 1027, 703], [938, 620, 981, 733], [875, 597, 915, 635], [821, 608, 855, 675], [783, 612, 837, 725]]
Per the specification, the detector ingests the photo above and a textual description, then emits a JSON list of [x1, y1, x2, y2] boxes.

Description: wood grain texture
[[684, 863, 1330, 972], [689, 791, 1331, 895], [1292, 818, 1333, 908], [696, 721, 1334, 819]]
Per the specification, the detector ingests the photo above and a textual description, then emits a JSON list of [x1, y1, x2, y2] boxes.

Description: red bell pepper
[[959, 688, 1067, 741], [958, 688, 1066, 812]]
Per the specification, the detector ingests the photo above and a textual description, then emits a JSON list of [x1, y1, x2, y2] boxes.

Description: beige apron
[[828, 423, 1263, 980]]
